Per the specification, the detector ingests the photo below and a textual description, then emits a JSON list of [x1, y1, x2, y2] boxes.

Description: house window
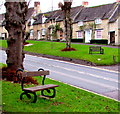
[[42, 29, 46, 36], [95, 30, 102, 39], [30, 29, 34, 36], [95, 18, 102, 24], [1, 33, 7, 39], [77, 31, 83, 38], [78, 21, 83, 26]]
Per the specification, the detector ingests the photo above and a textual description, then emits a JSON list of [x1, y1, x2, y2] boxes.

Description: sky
[[0, 0, 117, 14]]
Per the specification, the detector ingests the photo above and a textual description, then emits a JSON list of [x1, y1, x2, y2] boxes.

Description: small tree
[[52, 24, 63, 39]]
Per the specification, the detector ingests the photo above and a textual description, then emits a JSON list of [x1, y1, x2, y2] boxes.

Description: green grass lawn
[[0, 40, 119, 65], [0, 63, 7, 68], [1, 77, 119, 112]]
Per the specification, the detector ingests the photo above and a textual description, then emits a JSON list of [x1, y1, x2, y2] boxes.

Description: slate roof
[[33, 2, 120, 25], [74, 2, 117, 23], [0, 7, 34, 27], [109, 3, 120, 22], [33, 13, 43, 25], [33, 6, 83, 25], [33, 10, 60, 25], [55, 6, 84, 22], [25, 7, 34, 21]]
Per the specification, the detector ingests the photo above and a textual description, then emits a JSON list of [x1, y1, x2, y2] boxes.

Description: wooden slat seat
[[23, 84, 59, 92]]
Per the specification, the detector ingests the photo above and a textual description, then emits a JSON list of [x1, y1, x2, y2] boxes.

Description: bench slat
[[22, 71, 49, 77], [23, 84, 59, 92]]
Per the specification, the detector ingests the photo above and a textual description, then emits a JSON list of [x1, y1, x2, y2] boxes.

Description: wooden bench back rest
[[21, 71, 50, 77], [90, 46, 101, 51]]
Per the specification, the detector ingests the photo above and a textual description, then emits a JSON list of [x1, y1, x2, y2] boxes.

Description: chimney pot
[[34, 2, 40, 7], [82, 1, 89, 7]]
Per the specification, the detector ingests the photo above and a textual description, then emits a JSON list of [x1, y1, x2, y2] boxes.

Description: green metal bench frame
[[89, 46, 104, 54], [16, 68, 59, 103]]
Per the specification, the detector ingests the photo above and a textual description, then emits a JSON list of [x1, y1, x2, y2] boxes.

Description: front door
[[110, 31, 115, 44], [37, 31, 41, 40], [85, 29, 92, 43]]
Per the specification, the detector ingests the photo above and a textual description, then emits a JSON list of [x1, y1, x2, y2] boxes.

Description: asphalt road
[[0, 50, 119, 101]]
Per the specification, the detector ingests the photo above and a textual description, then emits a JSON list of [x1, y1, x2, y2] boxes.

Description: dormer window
[[42, 15, 47, 23], [78, 21, 83, 26], [95, 18, 102, 24], [30, 18, 35, 25]]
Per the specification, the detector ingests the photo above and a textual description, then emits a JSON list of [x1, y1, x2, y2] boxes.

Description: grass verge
[[0, 63, 7, 68], [1, 77, 119, 112], [0, 40, 119, 65]]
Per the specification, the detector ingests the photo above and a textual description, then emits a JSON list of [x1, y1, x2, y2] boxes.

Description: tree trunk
[[63, 2, 72, 49], [4, 1, 28, 71]]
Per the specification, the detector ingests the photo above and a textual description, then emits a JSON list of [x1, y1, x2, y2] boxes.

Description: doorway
[[37, 30, 41, 40], [85, 29, 92, 43], [110, 31, 115, 44]]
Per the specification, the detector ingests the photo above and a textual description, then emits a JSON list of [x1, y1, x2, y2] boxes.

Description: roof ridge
[[88, 2, 116, 8]]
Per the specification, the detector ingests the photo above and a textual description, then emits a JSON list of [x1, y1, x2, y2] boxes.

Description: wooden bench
[[89, 46, 104, 54], [16, 68, 59, 103]]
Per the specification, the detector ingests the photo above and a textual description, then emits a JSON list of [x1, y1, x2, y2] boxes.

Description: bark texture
[[61, 2, 72, 49], [4, 1, 28, 71]]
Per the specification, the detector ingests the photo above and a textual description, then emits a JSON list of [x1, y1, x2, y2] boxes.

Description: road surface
[[0, 50, 119, 101]]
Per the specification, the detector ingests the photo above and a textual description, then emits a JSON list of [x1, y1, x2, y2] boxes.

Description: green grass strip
[[0, 63, 7, 68], [1, 78, 119, 112], [0, 40, 119, 65]]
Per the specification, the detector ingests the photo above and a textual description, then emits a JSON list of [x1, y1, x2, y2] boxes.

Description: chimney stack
[[116, 0, 120, 2], [34, 2, 40, 7], [82, 1, 89, 7], [34, 1, 41, 14]]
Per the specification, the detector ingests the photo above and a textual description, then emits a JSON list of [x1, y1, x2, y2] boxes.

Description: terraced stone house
[[27, 2, 120, 45], [0, 13, 7, 39], [0, 2, 120, 45], [0, 2, 41, 40]]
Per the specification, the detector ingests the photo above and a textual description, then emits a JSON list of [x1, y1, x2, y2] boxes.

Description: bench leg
[[20, 91, 37, 103], [41, 88, 56, 98]]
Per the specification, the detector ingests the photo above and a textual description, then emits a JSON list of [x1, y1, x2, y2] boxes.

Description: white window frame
[[95, 30, 102, 39], [30, 29, 34, 36], [1, 33, 5, 38], [95, 18, 102, 24], [77, 31, 83, 38], [42, 28, 46, 36]]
